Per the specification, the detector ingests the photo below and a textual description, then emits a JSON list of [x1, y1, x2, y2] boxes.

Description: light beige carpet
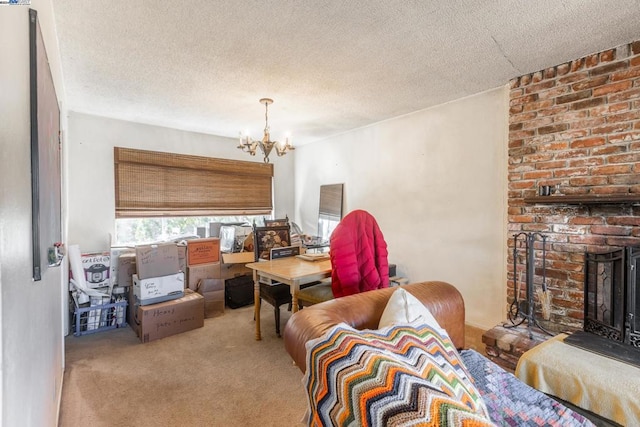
[[59, 303, 307, 426]]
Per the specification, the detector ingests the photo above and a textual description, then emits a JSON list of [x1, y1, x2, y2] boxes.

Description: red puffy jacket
[[329, 209, 389, 298]]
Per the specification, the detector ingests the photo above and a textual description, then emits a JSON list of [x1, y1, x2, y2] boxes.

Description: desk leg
[[292, 280, 299, 313], [253, 270, 261, 340]]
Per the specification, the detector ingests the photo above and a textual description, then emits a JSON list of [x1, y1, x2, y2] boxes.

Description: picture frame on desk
[[253, 225, 291, 261], [270, 245, 300, 260]]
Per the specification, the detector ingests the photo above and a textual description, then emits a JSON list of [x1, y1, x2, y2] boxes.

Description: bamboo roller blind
[[114, 147, 273, 218], [319, 184, 344, 217]]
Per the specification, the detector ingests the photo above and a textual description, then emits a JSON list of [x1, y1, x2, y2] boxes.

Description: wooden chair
[[259, 281, 322, 336], [259, 282, 292, 337], [297, 278, 334, 307], [297, 210, 390, 308]]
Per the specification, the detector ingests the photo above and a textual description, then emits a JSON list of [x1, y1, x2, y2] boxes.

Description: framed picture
[[253, 226, 291, 261]]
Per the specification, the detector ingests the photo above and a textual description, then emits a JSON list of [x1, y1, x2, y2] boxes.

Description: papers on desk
[[296, 253, 330, 262]]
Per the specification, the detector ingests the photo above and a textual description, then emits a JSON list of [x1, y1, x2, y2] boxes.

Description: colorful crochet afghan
[[303, 323, 495, 427]]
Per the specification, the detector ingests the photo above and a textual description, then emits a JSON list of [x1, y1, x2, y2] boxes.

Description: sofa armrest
[[283, 281, 465, 373]]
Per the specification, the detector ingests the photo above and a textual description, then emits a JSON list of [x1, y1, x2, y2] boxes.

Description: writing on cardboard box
[[151, 308, 176, 317], [155, 316, 198, 331]]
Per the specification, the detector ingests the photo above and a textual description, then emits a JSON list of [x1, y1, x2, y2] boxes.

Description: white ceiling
[[52, 1, 640, 146]]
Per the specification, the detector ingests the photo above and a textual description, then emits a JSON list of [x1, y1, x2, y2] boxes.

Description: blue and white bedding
[[460, 349, 594, 426]]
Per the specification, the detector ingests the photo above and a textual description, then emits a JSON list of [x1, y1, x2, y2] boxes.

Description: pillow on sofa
[[378, 287, 444, 333], [303, 322, 492, 427]]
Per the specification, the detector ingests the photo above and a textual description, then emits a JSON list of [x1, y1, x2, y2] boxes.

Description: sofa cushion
[[303, 322, 492, 426], [378, 287, 444, 334]]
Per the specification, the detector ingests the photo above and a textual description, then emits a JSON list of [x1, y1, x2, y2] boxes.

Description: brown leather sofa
[[283, 281, 465, 373]]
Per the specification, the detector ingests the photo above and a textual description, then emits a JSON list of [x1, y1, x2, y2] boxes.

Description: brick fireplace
[[507, 39, 640, 335]]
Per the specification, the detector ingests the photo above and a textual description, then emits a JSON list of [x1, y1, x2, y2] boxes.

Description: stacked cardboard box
[[186, 238, 225, 318], [128, 242, 203, 343], [133, 242, 184, 305], [108, 248, 137, 325], [186, 238, 220, 267], [197, 278, 225, 318], [221, 252, 254, 279], [110, 247, 136, 288], [129, 289, 204, 343], [70, 242, 209, 341], [113, 250, 136, 288], [177, 243, 187, 273]]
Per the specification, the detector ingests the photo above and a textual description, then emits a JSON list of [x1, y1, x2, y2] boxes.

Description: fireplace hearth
[[564, 246, 640, 367]]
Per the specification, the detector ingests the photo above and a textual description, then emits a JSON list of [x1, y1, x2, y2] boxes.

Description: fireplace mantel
[[524, 194, 640, 205]]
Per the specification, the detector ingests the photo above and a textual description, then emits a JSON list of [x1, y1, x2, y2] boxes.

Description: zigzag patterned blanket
[[303, 323, 495, 427]]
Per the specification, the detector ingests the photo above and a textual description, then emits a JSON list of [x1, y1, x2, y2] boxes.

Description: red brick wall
[[508, 40, 640, 331]]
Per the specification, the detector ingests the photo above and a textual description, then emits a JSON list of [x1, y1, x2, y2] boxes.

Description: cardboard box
[[135, 243, 180, 280], [221, 252, 255, 264], [133, 272, 185, 305], [177, 244, 187, 273], [130, 289, 205, 343], [109, 247, 135, 286], [202, 290, 225, 318], [220, 251, 253, 280], [70, 251, 111, 289], [197, 278, 224, 293], [221, 263, 252, 281], [116, 252, 137, 288], [187, 262, 221, 291], [187, 238, 220, 266]]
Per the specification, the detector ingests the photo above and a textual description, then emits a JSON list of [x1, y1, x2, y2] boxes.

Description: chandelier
[[237, 98, 294, 163]]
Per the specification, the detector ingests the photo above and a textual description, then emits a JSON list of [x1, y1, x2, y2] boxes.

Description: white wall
[[294, 87, 509, 329], [66, 112, 295, 252], [0, 1, 67, 425]]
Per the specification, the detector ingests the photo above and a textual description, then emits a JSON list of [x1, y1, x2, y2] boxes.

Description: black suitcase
[[225, 275, 254, 309]]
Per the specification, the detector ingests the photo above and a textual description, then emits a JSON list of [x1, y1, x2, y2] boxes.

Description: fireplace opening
[[564, 246, 640, 367]]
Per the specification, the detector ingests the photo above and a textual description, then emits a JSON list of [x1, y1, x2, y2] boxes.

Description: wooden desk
[[246, 257, 331, 340]]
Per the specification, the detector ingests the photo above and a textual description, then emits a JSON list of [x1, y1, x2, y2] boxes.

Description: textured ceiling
[[53, 1, 640, 145]]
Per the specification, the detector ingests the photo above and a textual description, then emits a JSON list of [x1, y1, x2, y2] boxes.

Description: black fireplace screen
[[584, 246, 640, 347], [628, 246, 640, 347]]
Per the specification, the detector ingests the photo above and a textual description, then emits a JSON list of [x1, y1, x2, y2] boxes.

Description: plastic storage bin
[[72, 299, 128, 336]]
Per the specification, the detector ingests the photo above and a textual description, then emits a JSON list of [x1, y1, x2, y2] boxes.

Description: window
[[114, 215, 263, 246], [113, 148, 273, 245]]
